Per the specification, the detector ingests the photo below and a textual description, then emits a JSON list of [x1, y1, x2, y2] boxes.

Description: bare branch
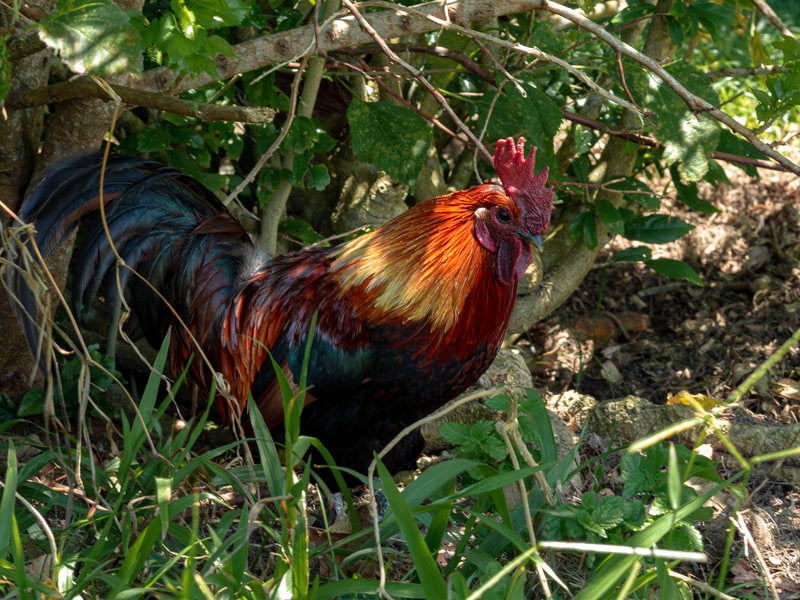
[[353, 60, 464, 140], [751, 0, 796, 39], [130, 0, 551, 96], [4, 77, 276, 123]]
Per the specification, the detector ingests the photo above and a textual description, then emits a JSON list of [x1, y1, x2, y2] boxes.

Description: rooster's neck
[[330, 192, 518, 353]]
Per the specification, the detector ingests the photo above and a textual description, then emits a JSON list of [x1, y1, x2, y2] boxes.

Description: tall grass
[[1, 325, 796, 598]]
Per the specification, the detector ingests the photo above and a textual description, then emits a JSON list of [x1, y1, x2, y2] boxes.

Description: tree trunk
[[0, 6, 53, 397], [0, 0, 140, 398], [508, 0, 676, 336]]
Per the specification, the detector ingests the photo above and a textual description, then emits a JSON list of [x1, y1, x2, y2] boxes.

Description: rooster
[[9, 138, 553, 480]]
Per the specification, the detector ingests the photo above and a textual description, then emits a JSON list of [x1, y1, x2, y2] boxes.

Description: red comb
[[493, 137, 553, 234]]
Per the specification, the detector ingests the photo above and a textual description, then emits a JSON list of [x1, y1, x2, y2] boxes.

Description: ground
[[528, 163, 800, 595]]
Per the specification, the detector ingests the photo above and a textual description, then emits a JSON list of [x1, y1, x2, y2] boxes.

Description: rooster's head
[[472, 137, 554, 285]]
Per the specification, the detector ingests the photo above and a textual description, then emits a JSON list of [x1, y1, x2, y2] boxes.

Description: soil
[[529, 163, 800, 596]]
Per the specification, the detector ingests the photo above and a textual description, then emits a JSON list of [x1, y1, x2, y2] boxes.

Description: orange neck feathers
[[330, 185, 518, 353]]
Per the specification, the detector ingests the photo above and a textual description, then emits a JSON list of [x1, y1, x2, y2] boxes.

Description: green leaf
[[518, 390, 558, 465], [582, 494, 627, 537], [348, 100, 433, 184], [611, 2, 655, 26], [456, 465, 543, 499], [137, 126, 173, 152], [279, 218, 324, 245], [155, 477, 173, 541], [669, 166, 718, 214], [150, 13, 218, 76], [205, 34, 236, 58], [376, 460, 448, 599], [570, 210, 598, 249], [647, 258, 703, 286], [480, 84, 561, 167], [40, 0, 143, 75], [636, 62, 721, 181], [715, 131, 764, 177], [595, 199, 625, 235], [685, 0, 734, 39], [17, 388, 45, 417], [573, 124, 595, 155], [614, 246, 652, 263], [179, 0, 252, 29], [606, 178, 661, 209], [285, 116, 323, 154], [0, 442, 17, 556], [0, 37, 11, 103], [574, 478, 730, 599], [315, 579, 424, 599], [662, 114, 721, 181], [619, 453, 656, 498], [439, 421, 506, 461], [307, 163, 331, 191], [112, 519, 164, 594], [624, 214, 693, 243]]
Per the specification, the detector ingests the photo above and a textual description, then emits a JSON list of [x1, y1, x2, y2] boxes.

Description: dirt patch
[[533, 165, 800, 417]]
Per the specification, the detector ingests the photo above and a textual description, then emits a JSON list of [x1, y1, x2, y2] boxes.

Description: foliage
[[4, 0, 797, 277], [348, 100, 433, 186], [39, 0, 144, 75]]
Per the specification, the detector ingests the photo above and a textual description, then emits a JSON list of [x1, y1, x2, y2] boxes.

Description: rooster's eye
[[496, 208, 512, 223]]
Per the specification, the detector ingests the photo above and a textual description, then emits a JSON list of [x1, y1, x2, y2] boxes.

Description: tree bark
[[0, 6, 53, 397], [0, 1, 147, 398]]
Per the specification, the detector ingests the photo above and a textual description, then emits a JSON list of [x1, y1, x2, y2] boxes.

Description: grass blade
[[376, 459, 447, 599], [249, 396, 285, 497], [0, 441, 18, 556]]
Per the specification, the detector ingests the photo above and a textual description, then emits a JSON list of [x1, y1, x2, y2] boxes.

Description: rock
[[421, 349, 578, 478], [586, 395, 697, 446], [421, 348, 531, 452], [549, 390, 597, 431], [330, 163, 408, 233]]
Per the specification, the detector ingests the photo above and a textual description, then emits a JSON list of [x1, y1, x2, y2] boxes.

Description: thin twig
[[363, 64, 463, 140], [616, 50, 639, 113], [338, 43, 494, 81], [733, 510, 781, 600], [225, 57, 307, 218], [362, 0, 647, 119], [475, 38, 526, 97], [667, 570, 738, 600], [750, 0, 796, 39], [539, 0, 800, 176], [497, 416, 552, 598]]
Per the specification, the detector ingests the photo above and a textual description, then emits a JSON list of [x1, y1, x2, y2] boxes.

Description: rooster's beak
[[519, 230, 543, 251]]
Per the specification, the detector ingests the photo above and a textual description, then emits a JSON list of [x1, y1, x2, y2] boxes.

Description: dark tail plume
[[6, 152, 255, 368]]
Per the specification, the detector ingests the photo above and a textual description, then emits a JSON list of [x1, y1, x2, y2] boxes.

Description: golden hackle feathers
[[331, 184, 511, 333]]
